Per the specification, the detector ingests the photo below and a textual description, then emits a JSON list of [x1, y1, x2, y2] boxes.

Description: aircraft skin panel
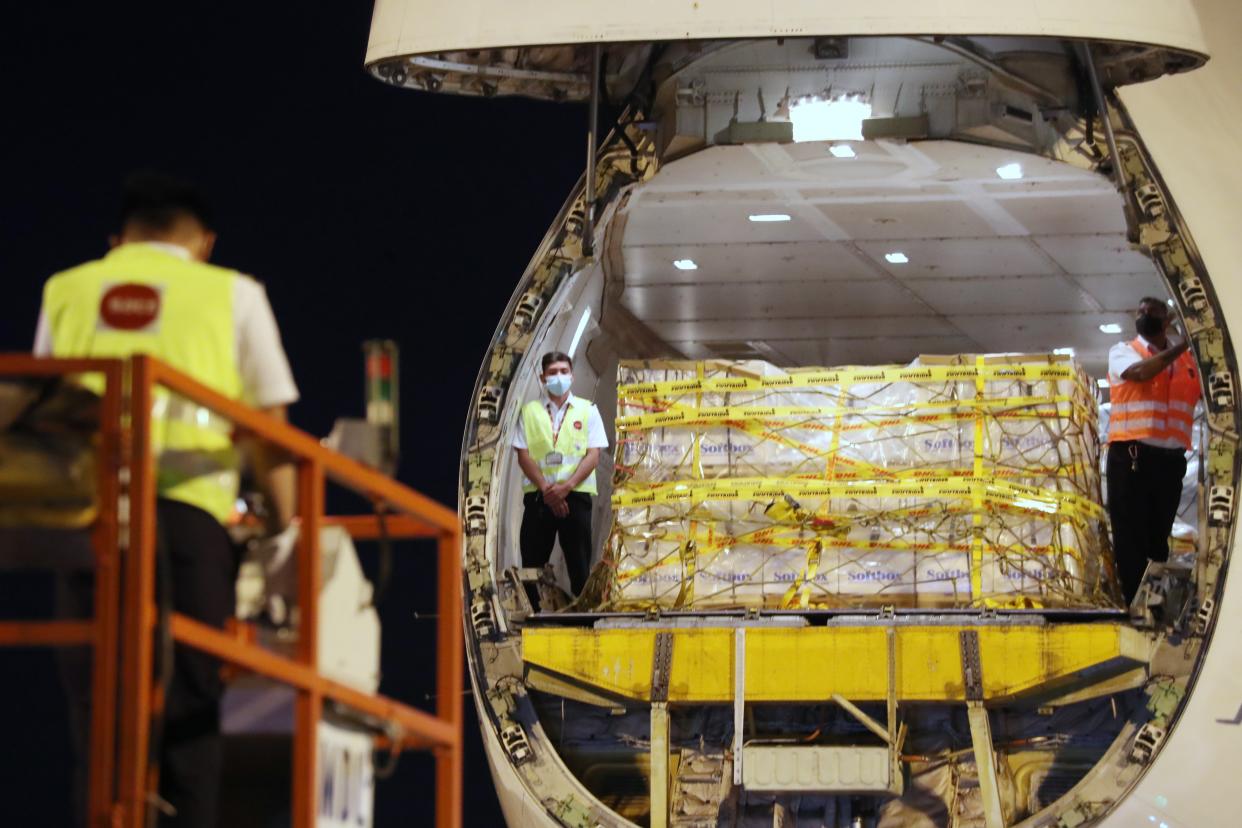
[[1102, 0, 1242, 825], [365, 0, 1205, 65], [474, 691, 554, 827]]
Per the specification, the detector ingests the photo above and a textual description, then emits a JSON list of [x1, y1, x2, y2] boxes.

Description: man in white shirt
[[512, 351, 609, 602], [36, 172, 299, 827]]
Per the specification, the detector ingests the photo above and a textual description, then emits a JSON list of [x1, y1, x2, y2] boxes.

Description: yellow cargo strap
[[612, 476, 1105, 522], [618, 363, 1077, 397]]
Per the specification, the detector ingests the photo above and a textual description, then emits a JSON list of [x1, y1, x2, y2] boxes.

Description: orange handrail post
[[292, 460, 325, 828], [0, 356, 126, 827], [117, 355, 159, 828], [88, 359, 124, 827], [436, 528, 465, 828]]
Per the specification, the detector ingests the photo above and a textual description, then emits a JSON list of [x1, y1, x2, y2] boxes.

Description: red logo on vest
[[573, 420, 583, 430], [100, 283, 161, 331]]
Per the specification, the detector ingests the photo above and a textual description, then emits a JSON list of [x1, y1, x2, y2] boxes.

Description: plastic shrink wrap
[[597, 355, 1121, 610]]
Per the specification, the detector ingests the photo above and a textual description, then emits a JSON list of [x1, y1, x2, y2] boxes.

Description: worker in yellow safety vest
[[34, 172, 299, 828], [512, 351, 609, 602], [1106, 296, 1199, 605]]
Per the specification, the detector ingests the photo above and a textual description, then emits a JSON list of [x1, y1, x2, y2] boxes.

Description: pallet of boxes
[[594, 353, 1122, 611]]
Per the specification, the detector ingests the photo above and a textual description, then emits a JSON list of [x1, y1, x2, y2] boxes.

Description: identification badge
[[544, 452, 564, 466]]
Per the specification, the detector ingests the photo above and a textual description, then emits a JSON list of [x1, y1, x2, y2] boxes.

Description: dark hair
[[1138, 296, 1168, 309], [120, 171, 214, 232], [541, 351, 573, 373]]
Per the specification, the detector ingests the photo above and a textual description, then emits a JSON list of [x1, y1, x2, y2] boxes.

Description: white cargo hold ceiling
[[1074, 273, 1174, 308], [619, 140, 1168, 377], [624, 279, 928, 322], [1001, 191, 1129, 236], [648, 315, 964, 341], [623, 241, 880, 285], [855, 238, 1053, 279], [1034, 235, 1160, 274]]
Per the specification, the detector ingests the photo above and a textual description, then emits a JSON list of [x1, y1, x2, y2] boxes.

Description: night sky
[[2, 3, 588, 825]]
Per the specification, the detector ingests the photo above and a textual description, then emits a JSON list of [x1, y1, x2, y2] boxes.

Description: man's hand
[[543, 482, 572, 507], [1121, 337, 1191, 383], [541, 483, 570, 518], [244, 405, 296, 536]]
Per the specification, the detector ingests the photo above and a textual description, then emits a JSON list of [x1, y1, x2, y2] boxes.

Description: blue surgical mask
[[544, 373, 572, 396]]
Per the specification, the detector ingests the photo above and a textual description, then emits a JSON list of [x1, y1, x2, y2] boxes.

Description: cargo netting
[[595, 355, 1121, 610]]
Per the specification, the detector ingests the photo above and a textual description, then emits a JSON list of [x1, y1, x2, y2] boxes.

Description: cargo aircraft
[[365, 2, 1242, 825]]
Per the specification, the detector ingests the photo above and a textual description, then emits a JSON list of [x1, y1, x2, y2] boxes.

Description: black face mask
[[1136, 313, 1165, 339]]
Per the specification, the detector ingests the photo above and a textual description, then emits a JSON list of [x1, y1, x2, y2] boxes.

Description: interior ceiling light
[[568, 305, 592, 358], [829, 144, 857, 158], [1099, 322, 1123, 334], [1053, 347, 1076, 356], [673, 259, 698, 271], [884, 252, 909, 264], [748, 214, 792, 222], [790, 95, 871, 143], [995, 162, 1024, 180]]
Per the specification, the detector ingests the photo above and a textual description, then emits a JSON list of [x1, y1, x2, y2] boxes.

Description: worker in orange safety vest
[[1106, 296, 1200, 604]]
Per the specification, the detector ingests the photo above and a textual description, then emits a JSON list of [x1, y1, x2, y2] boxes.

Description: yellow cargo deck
[[523, 623, 1151, 705]]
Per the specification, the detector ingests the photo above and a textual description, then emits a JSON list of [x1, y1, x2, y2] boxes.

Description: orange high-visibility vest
[[1109, 338, 1199, 450]]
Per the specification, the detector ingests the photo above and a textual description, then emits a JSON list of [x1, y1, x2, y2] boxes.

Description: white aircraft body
[[366, 2, 1242, 825]]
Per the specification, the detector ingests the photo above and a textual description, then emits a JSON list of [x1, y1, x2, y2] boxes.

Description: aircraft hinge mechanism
[[1193, 597, 1216, 636], [1208, 485, 1234, 525], [1129, 721, 1165, 765], [476, 385, 503, 424], [464, 493, 488, 535], [500, 722, 534, 766], [470, 597, 497, 639], [1208, 371, 1235, 410]]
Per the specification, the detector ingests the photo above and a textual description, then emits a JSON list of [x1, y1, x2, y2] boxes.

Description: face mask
[[1135, 314, 1165, 339], [545, 373, 572, 396]]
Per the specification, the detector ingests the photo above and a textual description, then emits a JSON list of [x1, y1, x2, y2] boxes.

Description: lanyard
[[547, 400, 567, 446]]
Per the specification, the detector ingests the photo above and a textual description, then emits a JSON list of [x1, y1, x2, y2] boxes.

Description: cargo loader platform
[[521, 616, 1153, 828], [522, 619, 1150, 707]]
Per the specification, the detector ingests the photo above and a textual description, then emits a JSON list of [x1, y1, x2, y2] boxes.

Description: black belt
[[1110, 439, 1186, 455]]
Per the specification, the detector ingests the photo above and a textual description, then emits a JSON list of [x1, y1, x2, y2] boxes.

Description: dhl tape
[[611, 475, 1106, 521], [614, 395, 1082, 430], [618, 363, 1078, 397]]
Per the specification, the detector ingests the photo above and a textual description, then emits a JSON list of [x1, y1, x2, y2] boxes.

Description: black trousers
[[59, 498, 235, 828], [520, 491, 593, 597], [1106, 441, 1187, 604]]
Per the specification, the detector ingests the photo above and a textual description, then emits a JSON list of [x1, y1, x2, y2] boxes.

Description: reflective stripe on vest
[[44, 244, 245, 523], [520, 397, 598, 494], [1109, 337, 1199, 450]]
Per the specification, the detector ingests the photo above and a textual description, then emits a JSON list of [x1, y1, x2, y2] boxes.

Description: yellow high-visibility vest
[[43, 243, 245, 523], [520, 397, 598, 495]]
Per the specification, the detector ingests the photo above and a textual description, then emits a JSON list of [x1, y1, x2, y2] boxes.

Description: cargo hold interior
[[495, 138, 1172, 576]]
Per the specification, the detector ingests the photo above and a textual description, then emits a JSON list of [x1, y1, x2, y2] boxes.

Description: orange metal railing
[[0, 354, 463, 828]]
